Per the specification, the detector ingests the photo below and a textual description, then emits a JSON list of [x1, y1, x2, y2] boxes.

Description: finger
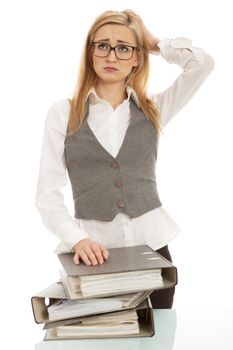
[[85, 248, 99, 265], [101, 247, 109, 260], [79, 250, 95, 266], [73, 252, 80, 264], [92, 246, 104, 264]]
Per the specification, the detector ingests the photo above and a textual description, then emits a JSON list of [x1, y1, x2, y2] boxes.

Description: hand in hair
[[135, 14, 161, 54], [73, 238, 109, 266]]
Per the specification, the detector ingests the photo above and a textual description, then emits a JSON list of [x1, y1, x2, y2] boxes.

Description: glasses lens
[[93, 43, 134, 60], [93, 43, 110, 57], [115, 45, 134, 59]]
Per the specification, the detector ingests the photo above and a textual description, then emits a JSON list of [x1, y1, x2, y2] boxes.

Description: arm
[[154, 38, 215, 126], [138, 16, 215, 126], [35, 100, 108, 264]]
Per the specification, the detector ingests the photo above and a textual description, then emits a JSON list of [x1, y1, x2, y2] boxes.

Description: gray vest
[[64, 98, 161, 221]]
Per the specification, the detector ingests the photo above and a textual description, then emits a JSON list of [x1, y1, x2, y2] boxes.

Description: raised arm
[[154, 37, 215, 126], [138, 16, 215, 127]]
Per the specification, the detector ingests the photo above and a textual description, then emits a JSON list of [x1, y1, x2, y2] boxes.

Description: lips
[[103, 67, 118, 72]]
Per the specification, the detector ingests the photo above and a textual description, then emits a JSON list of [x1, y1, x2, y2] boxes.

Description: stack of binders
[[31, 244, 177, 340]]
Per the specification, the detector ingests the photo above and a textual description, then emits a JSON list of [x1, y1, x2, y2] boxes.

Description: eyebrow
[[94, 39, 133, 45]]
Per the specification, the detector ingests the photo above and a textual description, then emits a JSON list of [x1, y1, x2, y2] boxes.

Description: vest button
[[117, 200, 125, 209], [111, 161, 120, 169], [114, 181, 123, 188]]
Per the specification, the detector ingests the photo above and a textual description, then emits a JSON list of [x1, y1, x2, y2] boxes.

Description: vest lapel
[[83, 98, 141, 161]]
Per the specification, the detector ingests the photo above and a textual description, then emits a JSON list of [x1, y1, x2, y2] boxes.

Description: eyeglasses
[[91, 42, 138, 60]]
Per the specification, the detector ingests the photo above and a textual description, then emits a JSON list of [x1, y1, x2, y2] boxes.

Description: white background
[[0, 0, 232, 348]]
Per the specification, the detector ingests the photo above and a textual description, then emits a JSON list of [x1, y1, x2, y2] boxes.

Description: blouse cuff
[[56, 219, 89, 251], [157, 37, 207, 68]]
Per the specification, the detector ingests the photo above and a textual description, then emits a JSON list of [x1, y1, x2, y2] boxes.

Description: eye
[[96, 43, 109, 50], [116, 45, 130, 52]]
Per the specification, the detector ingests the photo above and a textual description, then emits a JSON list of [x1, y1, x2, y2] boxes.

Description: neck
[[95, 82, 127, 109]]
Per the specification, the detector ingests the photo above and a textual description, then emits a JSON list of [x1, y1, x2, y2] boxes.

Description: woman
[[35, 10, 214, 308]]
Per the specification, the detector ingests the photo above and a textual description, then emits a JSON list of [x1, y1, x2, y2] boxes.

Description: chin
[[96, 70, 128, 83], [99, 77, 124, 84]]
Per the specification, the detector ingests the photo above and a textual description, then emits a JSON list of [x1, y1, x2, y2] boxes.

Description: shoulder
[[47, 98, 71, 117], [45, 98, 71, 132]]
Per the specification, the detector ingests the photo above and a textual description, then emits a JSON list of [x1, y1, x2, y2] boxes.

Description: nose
[[106, 48, 117, 61]]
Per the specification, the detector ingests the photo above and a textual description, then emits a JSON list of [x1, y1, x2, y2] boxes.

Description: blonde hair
[[68, 10, 161, 134]]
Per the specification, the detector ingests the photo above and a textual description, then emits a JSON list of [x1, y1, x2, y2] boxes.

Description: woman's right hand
[[73, 238, 109, 266]]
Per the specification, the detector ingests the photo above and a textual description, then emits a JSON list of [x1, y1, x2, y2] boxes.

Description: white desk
[[35, 309, 233, 350]]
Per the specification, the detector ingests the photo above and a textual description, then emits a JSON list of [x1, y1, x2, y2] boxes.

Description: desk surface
[[35, 308, 233, 350]]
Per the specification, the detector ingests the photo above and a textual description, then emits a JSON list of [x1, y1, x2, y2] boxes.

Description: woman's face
[[91, 24, 139, 85]]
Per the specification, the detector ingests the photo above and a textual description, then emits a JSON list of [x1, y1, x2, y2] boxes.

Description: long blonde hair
[[68, 10, 161, 134]]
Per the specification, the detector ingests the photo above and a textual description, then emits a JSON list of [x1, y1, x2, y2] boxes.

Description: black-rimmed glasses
[[92, 42, 138, 60]]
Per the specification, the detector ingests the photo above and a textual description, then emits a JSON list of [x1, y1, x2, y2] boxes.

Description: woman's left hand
[[136, 14, 161, 54]]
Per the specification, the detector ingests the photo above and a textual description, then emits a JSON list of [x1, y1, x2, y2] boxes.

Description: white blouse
[[35, 37, 214, 253]]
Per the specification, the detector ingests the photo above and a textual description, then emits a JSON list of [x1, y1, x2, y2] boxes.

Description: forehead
[[93, 24, 136, 44]]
